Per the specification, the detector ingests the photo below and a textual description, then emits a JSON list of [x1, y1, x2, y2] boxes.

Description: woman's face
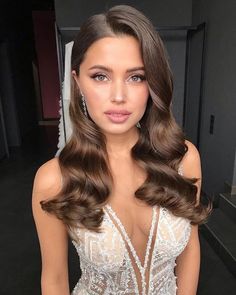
[[72, 35, 149, 135]]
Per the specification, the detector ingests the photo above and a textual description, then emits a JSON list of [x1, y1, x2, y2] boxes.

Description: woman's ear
[[71, 70, 77, 78], [72, 70, 80, 87]]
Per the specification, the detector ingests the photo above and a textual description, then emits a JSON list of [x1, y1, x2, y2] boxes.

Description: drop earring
[[81, 92, 88, 117], [136, 122, 141, 128]]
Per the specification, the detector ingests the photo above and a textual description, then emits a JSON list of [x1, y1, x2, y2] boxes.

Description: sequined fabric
[[69, 166, 191, 294]]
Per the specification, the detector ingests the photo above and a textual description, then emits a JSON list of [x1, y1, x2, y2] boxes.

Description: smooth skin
[[32, 35, 201, 294]]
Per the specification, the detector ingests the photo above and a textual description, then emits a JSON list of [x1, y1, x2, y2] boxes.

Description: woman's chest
[[105, 199, 155, 238], [107, 162, 150, 237], [71, 207, 191, 271]]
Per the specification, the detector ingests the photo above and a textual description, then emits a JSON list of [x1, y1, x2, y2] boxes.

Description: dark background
[[0, 0, 235, 294]]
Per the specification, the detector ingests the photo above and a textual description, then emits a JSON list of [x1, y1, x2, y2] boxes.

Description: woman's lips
[[104, 111, 131, 123]]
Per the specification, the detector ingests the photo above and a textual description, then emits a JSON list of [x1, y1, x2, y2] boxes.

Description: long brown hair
[[41, 5, 212, 232]]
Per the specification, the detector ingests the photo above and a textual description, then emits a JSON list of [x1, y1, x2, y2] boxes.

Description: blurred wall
[[32, 11, 60, 119], [192, 0, 236, 196], [0, 1, 38, 148], [54, 0, 192, 27]]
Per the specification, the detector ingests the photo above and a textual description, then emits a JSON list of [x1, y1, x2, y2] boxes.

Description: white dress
[[68, 165, 191, 295]]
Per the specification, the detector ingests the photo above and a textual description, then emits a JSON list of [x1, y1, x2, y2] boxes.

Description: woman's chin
[[99, 124, 137, 135]]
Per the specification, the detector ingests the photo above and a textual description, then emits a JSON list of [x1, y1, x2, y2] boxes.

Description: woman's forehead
[[81, 36, 144, 69]]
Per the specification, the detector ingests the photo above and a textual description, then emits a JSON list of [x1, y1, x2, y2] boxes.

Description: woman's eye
[[130, 75, 146, 82], [91, 74, 108, 81]]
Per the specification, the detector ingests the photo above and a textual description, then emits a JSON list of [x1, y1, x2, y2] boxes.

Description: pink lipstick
[[104, 110, 131, 123]]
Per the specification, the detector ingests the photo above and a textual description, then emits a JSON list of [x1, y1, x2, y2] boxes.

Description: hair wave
[[41, 5, 212, 233]]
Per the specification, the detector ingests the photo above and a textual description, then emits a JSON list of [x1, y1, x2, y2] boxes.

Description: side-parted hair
[[41, 5, 212, 232]]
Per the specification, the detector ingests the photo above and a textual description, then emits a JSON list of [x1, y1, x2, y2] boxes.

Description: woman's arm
[[175, 140, 202, 295], [32, 158, 70, 295]]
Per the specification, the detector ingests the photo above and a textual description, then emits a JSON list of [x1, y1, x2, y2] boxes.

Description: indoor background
[[0, 0, 235, 294]]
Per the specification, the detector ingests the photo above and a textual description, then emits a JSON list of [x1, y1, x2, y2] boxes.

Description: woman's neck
[[105, 127, 139, 159]]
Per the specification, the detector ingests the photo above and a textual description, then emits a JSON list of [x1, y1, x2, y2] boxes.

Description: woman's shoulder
[[184, 139, 200, 160], [32, 157, 62, 202], [180, 139, 201, 179], [36, 156, 61, 174]]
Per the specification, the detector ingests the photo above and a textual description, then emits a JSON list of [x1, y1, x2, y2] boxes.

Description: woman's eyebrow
[[88, 65, 145, 72]]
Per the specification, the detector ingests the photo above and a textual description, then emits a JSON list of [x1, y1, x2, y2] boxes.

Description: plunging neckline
[[104, 204, 161, 274]]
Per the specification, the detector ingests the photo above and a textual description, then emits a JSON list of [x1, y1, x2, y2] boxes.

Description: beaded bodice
[[69, 166, 191, 295]]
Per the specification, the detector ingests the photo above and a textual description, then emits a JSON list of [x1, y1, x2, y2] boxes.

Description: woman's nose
[[110, 80, 127, 103]]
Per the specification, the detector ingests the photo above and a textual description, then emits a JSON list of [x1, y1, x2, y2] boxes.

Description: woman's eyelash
[[131, 74, 146, 81], [90, 73, 146, 82], [90, 73, 107, 81]]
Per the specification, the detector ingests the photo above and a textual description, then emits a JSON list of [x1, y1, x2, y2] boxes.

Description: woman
[[32, 5, 212, 295]]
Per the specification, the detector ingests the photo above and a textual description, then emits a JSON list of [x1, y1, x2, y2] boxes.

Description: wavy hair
[[41, 5, 212, 232]]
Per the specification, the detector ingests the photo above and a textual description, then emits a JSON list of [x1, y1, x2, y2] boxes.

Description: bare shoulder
[[32, 157, 62, 202], [181, 140, 202, 179], [184, 140, 200, 160], [32, 157, 69, 288]]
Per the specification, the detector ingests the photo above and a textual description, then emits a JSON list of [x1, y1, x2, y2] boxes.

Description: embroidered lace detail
[[69, 164, 191, 295], [105, 205, 157, 295]]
